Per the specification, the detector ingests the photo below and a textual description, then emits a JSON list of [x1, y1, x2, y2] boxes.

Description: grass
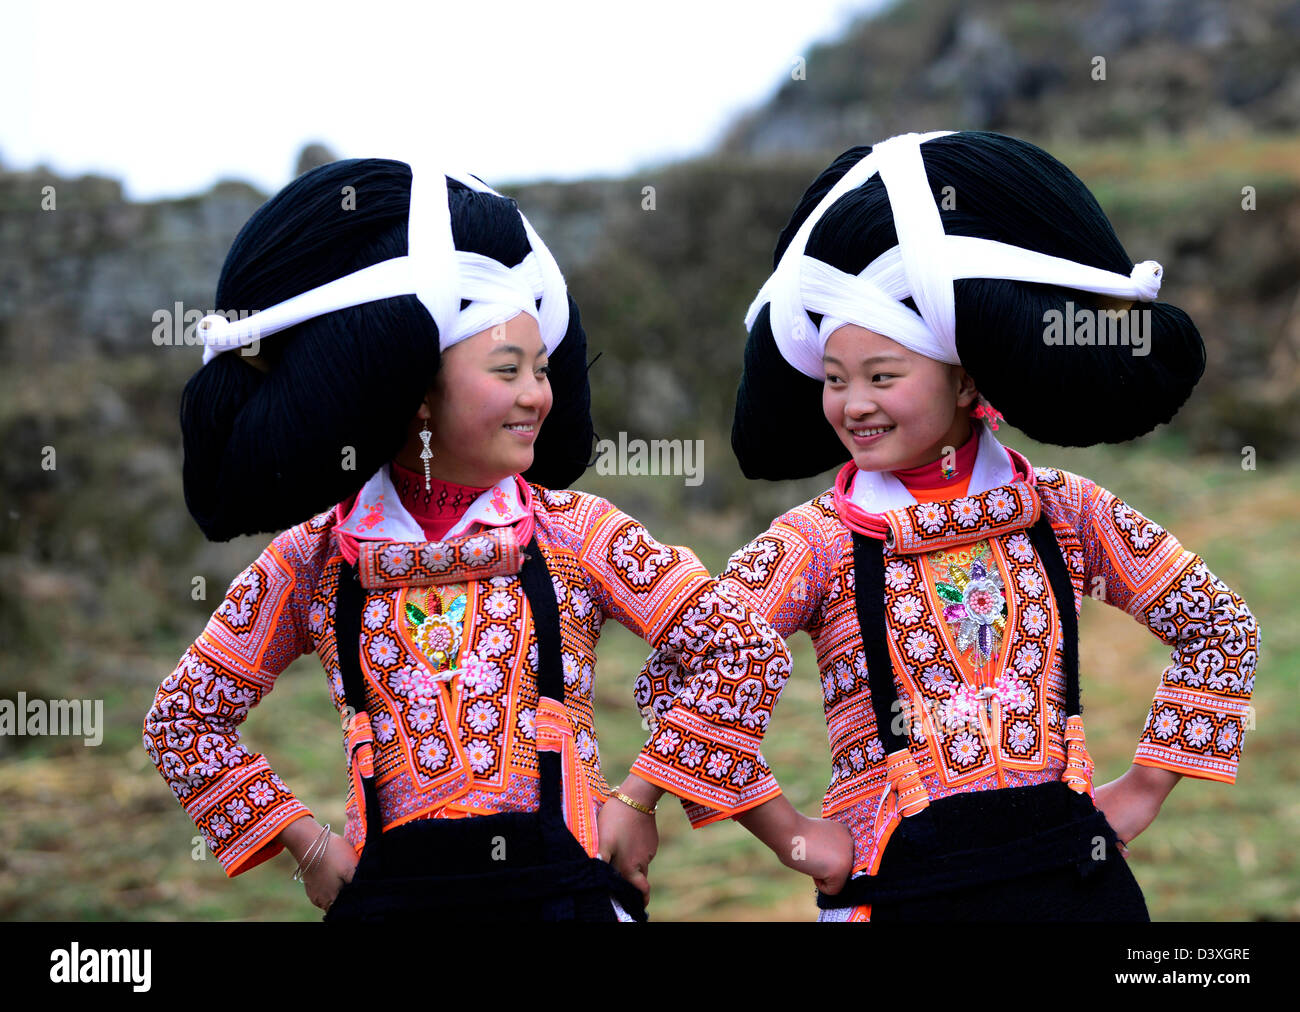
[[0, 438, 1295, 921]]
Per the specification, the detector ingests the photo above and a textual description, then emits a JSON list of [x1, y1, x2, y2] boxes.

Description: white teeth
[[505, 424, 534, 432], [850, 425, 893, 436]]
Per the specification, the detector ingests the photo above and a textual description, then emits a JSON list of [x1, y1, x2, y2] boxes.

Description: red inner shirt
[[389, 459, 490, 541]]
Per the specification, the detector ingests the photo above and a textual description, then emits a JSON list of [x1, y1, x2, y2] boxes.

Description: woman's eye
[[825, 374, 843, 385], [496, 366, 518, 375], [873, 374, 895, 383], [536, 365, 550, 377]]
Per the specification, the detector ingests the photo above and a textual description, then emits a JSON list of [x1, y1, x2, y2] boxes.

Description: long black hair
[[180, 159, 594, 541], [733, 131, 1206, 480]]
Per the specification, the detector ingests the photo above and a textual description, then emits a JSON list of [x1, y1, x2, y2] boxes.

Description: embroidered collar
[[833, 422, 1039, 551], [334, 464, 535, 578]]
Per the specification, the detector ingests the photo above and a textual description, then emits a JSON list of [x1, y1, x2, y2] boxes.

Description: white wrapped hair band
[[196, 166, 570, 366], [745, 131, 1165, 378]]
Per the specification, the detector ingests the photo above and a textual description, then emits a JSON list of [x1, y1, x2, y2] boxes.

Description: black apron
[[323, 538, 648, 923], [817, 515, 1149, 921]]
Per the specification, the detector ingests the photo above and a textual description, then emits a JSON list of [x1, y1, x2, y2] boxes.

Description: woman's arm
[[1048, 470, 1259, 841], [141, 520, 329, 878]]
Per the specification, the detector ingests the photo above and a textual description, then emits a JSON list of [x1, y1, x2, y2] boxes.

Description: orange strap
[[1062, 713, 1094, 797], [885, 747, 931, 817], [534, 697, 599, 857]]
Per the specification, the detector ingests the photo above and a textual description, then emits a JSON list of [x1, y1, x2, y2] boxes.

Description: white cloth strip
[[745, 131, 1165, 379], [196, 165, 569, 366]]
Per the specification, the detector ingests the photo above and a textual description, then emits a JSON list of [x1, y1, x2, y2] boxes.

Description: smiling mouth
[[504, 422, 536, 433], [847, 424, 894, 438]]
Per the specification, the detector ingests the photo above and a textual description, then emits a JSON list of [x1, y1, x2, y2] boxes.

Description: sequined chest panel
[[821, 528, 1074, 805]]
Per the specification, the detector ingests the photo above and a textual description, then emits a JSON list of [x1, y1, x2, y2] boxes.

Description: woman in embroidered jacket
[[142, 159, 852, 920], [626, 131, 1260, 920]]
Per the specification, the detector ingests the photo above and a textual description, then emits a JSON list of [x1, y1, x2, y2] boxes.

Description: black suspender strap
[[514, 538, 567, 821], [852, 533, 909, 754], [335, 558, 385, 844], [1025, 517, 1082, 717]]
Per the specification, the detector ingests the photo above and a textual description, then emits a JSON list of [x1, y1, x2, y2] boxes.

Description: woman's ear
[[956, 368, 979, 408]]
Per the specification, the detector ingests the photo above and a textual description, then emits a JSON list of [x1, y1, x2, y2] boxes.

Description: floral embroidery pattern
[[931, 542, 1007, 666]]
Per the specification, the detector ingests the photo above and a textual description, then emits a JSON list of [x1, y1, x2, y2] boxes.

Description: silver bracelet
[[291, 823, 332, 882]]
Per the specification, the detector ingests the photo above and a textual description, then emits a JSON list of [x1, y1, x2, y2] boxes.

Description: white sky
[[5, 0, 887, 201]]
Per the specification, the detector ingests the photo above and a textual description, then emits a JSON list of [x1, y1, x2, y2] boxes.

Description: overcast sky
[[5, 0, 886, 201]]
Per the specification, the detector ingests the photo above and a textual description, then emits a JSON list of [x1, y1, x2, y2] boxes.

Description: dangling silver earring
[[419, 421, 434, 492]]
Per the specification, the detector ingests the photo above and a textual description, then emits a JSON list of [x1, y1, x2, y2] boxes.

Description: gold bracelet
[[610, 788, 656, 816]]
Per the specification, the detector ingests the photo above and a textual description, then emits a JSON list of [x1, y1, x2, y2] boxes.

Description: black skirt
[[821, 781, 1150, 922]]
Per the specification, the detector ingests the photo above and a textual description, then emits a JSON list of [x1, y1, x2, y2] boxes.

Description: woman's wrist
[[617, 772, 666, 811], [1126, 763, 1181, 803], [735, 794, 802, 865], [277, 816, 322, 863]]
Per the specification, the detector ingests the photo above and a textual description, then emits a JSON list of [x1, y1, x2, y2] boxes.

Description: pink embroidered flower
[[987, 490, 1017, 522], [951, 497, 982, 528], [1006, 720, 1036, 755], [461, 535, 498, 568], [466, 738, 496, 774], [679, 739, 707, 768], [705, 750, 734, 778], [367, 634, 402, 668], [363, 597, 391, 630], [946, 685, 981, 726], [466, 700, 500, 733], [378, 544, 414, 577], [884, 560, 914, 591], [418, 736, 449, 771], [476, 623, 513, 659], [420, 543, 454, 572], [1152, 707, 1181, 740], [457, 653, 501, 696], [516, 707, 536, 740], [1005, 533, 1035, 563], [904, 628, 938, 663], [948, 731, 982, 767], [1014, 642, 1043, 676], [995, 673, 1034, 713], [890, 594, 924, 626], [654, 729, 681, 755], [1183, 716, 1213, 748], [415, 614, 460, 666], [1016, 570, 1044, 598], [916, 503, 947, 534]]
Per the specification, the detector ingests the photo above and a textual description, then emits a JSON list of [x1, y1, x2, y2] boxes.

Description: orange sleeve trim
[[225, 809, 313, 879], [1133, 756, 1236, 786]]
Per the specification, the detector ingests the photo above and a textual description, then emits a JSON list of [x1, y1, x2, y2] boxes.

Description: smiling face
[[397, 312, 551, 487], [822, 324, 978, 473]]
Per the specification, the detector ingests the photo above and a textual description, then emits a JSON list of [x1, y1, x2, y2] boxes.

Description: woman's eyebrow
[[822, 353, 907, 366], [489, 344, 548, 358]]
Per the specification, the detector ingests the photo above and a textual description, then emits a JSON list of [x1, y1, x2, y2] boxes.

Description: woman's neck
[[389, 460, 490, 532], [889, 421, 980, 490]]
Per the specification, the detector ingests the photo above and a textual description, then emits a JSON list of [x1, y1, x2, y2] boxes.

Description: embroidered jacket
[[633, 462, 1259, 893], [142, 486, 791, 878]]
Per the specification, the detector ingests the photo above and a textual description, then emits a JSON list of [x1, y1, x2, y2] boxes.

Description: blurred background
[[1, 0, 1297, 921]]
